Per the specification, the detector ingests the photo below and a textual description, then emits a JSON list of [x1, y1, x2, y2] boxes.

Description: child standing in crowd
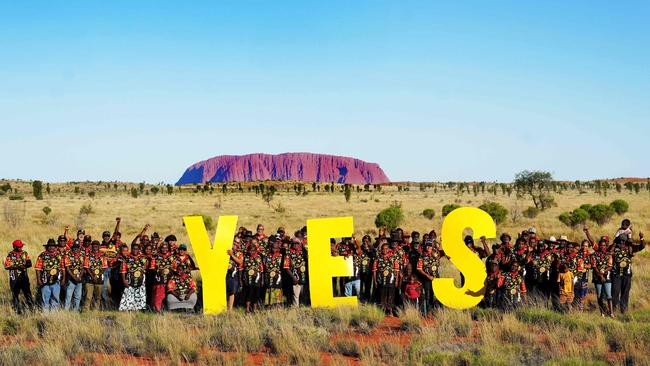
[[557, 264, 574, 312]]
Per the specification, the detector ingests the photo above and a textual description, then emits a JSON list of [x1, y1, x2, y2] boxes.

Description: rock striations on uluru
[[175, 153, 390, 185]]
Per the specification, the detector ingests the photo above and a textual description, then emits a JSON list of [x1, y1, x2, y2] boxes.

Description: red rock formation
[[176, 153, 390, 185]]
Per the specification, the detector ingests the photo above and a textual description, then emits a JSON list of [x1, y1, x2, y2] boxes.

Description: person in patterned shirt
[[498, 261, 527, 310], [82, 240, 108, 311], [166, 271, 198, 312], [150, 242, 176, 312], [572, 240, 592, 311], [242, 240, 264, 312], [35, 239, 65, 311], [283, 238, 307, 307], [373, 242, 400, 316], [63, 241, 86, 311], [358, 235, 375, 303], [525, 241, 552, 304], [119, 243, 148, 311], [175, 244, 198, 277], [610, 232, 645, 315], [483, 262, 501, 308], [4, 240, 34, 314], [416, 241, 441, 315], [263, 236, 284, 307], [590, 238, 613, 317], [226, 238, 244, 311]]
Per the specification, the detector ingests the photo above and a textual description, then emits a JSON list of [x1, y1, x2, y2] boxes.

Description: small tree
[[422, 208, 436, 220], [32, 180, 43, 200], [442, 204, 461, 217], [610, 199, 629, 215], [374, 203, 404, 230], [513, 170, 555, 210], [478, 201, 508, 224], [88, 191, 96, 199], [262, 187, 275, 207], [42, 206, 52, 216], [130, 188, 139, 198], [588, 204, 615, 226], [150, 186, 160, 195], [166, 184, 174, 195]]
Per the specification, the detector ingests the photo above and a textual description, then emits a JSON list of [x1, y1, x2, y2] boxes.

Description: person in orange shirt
[[557, 264, 574, 312]]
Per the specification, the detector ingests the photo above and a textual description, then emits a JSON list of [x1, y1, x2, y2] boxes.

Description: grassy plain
[[1, 180, 649, 365]]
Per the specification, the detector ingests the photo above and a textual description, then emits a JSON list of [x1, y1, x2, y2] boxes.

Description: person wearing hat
[[283, 238, 307, 307], [610, 231, 645, 315], [82, 240, 107, 311], [263, 236, 284, 307], [119, 243, 148, 311], [4, 239, 34, 314], [63, 240, 86, 311], [35, 239, 65, 311], [175, 243, 198, 277], [149, 241, 176, 312]]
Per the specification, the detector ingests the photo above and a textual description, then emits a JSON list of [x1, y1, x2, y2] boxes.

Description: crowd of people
[[4, 217, 646, 318]]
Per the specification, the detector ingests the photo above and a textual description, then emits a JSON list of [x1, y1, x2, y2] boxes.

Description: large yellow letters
[[183, 215, 238, 314], [432, 207, 496, 309], [306, 217, 357, 308]]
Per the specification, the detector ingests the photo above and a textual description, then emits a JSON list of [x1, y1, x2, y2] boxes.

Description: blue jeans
[[41, 283, 61, 311], [345, 279, 361, 297], [102, 268, 111, 302], [65, 281, 83, 311], [595, 282, 612, 300]]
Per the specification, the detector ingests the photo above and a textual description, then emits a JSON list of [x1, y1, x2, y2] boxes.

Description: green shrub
[[588, 204, 615, 225], [523, 206, 539, 219], [130, 188, 139, 198], [579, 204, 592, 212], [8, 193, 24, 201], [610, 199, 629, 215], [422, 208, 436, 220], [442, 204, 461, 217], [42, 206, 52, 216], [79, 203, 93, 215], [375, 203, 404, 230], [478, 201, 508, 224], [558, 208, 589, 227]]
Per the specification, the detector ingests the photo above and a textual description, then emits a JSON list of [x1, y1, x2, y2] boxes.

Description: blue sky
[[1, 1, 648, 183]]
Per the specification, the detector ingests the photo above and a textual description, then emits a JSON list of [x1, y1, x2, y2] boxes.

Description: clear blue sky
[[1, 1, 648, 183]]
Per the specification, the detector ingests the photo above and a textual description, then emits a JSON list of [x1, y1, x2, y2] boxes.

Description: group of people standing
[[5, 218, 645, 318], [4, 218, 199, 313]]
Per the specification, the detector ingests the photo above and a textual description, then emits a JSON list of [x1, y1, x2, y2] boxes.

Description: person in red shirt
[[373, 242, 400, 316], [150, 242, 176, 312], [403, 274, 422, 308], [82, 240, 108, 311], [4, 239, 34, 314]]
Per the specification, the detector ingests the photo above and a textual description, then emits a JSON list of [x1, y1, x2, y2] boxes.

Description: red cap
[[12, 240, 24, 248]]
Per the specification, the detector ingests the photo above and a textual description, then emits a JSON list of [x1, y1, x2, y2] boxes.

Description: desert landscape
[[1, 178, 649, 365]]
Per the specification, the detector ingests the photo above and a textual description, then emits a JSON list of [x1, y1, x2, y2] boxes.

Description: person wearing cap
[[226, 238, 244, 311], [35, 239, 66, 311], [150, 242, 176, 312], [610, 232, 645, 315], [175, 243, 198, 277], [242, 239, 264, 312], [63, 240, 86, 311], [590, 237, 614, 317], [82, 240, 107, 311], [166, 271, 198, 312], [4, 239, 34, 314], [119, 243, 148, 311], [263, 236, 284, 307], [283, 238, 307, 307], [373, 242, 400, 316]]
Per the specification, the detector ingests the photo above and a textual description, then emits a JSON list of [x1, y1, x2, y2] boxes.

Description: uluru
[[175, 153, 390, 185]]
